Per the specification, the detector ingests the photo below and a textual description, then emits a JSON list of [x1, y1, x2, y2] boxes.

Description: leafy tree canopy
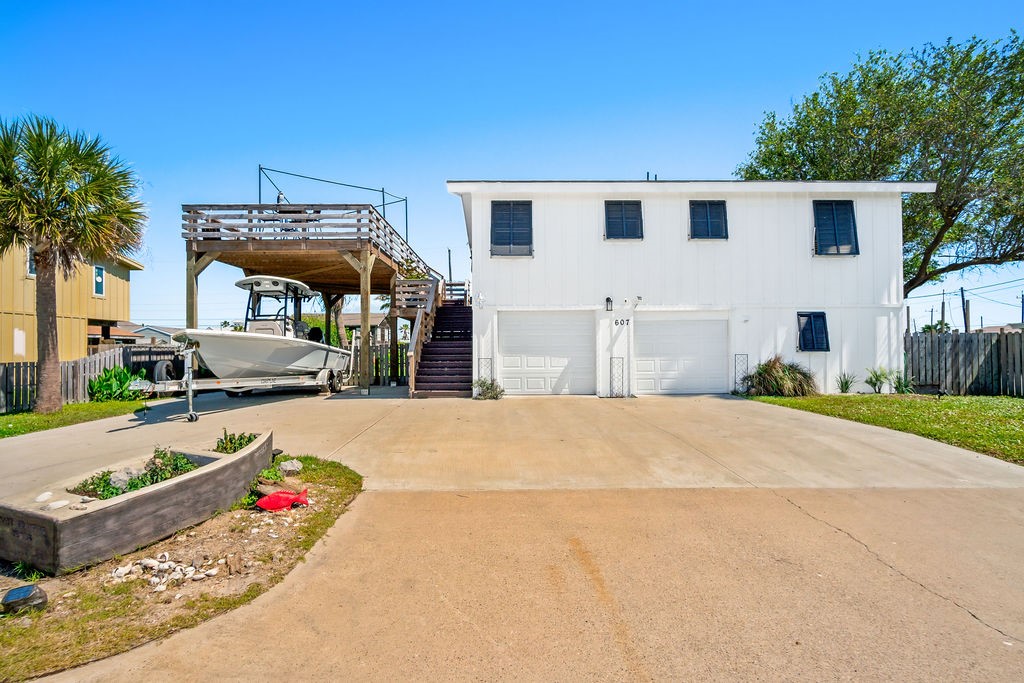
[[736, 33, 1024, 296]]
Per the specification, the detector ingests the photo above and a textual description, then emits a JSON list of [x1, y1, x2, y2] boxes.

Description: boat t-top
[[173, 276, 352, 381]]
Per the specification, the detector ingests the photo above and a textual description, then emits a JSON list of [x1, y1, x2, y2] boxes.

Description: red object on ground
[[256, 488, 309, 511]]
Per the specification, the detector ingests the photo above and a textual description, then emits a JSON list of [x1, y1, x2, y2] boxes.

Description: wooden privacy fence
[[0, 346, 180, 414], [904, 331, 1024, 396], [352, 342, 409, 386]]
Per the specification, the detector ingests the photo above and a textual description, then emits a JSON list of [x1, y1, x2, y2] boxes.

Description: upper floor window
[[490, 201, 533, 256], [689, 200, 728, 239], [604, 201, 643, 239], [813, 200, 859, 255], [93, 265, 105, 296], [26, 247, 36, 277], [797, 311, 830, 352]]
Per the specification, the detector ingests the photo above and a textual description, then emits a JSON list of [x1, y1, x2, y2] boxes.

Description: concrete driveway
[[1, 391, 1021, 680]]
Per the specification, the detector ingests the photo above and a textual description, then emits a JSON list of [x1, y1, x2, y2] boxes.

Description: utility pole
[[929, 307, 935, 326], [940, 299, 946, 330], [960, 287, 969, 332]]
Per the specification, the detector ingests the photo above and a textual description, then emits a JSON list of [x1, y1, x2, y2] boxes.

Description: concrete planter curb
[[0, 431, 273, 574]]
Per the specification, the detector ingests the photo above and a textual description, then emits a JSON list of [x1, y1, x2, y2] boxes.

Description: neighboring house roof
[[124, 323, 182, 336], [446, 179, 938, 245], [116, 255, 145, 271], [86, 325, 144, 340], [338, 313, 387, 328]]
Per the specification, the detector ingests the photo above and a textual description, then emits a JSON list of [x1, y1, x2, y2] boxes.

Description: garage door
[[634, 319, 728, 394], [499, 311, 596, 394]]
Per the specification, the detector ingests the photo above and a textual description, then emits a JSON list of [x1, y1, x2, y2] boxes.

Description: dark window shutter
[[814, 201, 858, 255], [797, 312, 830, 351], [605, 201, 642, 239], [690, 201, 728, 239], [491, 201, 532, 256]]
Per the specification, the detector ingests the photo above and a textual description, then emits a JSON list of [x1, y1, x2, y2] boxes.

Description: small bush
[[890, 371, 916, 394], [743, 355, 818, 396], [865, 367, 891, 394], [214, 429, 258, 454], [88, 366, 146, 402], [835, 371, 858, 394], [69, 447, 198, 500], [472, 378, 505, 400]]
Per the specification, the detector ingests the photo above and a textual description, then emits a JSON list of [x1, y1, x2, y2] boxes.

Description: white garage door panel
[[500, 312, 596, 395], [635, 319, 728, 394]]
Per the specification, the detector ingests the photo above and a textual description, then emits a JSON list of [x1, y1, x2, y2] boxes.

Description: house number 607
[[614, 319, 630, 326]]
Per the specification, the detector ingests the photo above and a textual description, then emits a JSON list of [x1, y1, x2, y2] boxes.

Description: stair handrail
[[406, 278, 441, 395]]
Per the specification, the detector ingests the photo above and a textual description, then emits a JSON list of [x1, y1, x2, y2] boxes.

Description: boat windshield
[[242, 281, 313, 338]]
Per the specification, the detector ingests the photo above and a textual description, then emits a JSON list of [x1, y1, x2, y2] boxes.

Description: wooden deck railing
[[443, 281, 470, 305], [406, 279, 442, 394], [181, 204, 438, 278]]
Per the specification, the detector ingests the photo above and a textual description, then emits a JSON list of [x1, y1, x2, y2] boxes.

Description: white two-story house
[[447, 180, 935, 396]]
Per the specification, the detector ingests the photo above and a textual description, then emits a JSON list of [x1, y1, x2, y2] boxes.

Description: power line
[[906, 276, 1024, 300]]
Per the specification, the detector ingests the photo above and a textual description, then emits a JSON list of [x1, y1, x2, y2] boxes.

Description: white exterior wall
[[451, 181, 930, 396]]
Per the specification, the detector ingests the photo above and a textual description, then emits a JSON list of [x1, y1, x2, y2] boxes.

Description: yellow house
[[0, 246, 143, 362]]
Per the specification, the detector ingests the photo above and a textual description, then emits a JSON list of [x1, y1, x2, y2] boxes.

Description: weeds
[[214, 429, 259, 454], [472, 378, 505, 400], [69, 448, 198, 500]]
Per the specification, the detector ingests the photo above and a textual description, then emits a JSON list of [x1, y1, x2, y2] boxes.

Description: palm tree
[[0, 116, 146, 412]]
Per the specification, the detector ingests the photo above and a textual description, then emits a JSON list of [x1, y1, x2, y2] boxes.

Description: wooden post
[[389, 274, 399, 381], [185, 250, 220, 329], [358, 250, 376, 391]]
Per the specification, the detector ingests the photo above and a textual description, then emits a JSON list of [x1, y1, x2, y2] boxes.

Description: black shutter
[[814, 201, 858, 255], [605, 201, 642, 239], [491, 201, 532, 256], [690, 201, 709, 238], [798, 312, 829, 351], [491, 201, 512, 255], [690, 201, 728, 239]]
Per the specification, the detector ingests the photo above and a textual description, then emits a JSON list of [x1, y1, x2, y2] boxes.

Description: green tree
[[920, 321, 952, 333], [0, 116, 146, 412], [737, 33, 1024, 296]]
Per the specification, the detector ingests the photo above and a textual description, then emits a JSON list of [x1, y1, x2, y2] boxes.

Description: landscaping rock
[[34, 492, 53, 503], [278, 459, 303, 477], [226, 555, 243, 575], [1, 584, 48, 614], [109, 467, 141, 490], [68, 504, 88, 511], [42, 500, 69, 511], [256, 484, 283, 497], [79, 496, 95, 503], [141, 558, 159, 570], [279, 476, 305, 493]]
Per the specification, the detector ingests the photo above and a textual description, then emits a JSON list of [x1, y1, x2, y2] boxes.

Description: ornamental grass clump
[[743, 355, 818, 397]]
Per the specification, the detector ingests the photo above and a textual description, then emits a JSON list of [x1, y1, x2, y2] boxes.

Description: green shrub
[[890, 371, 916, 394], [88, 366, 146, 402], [743, 355, 818, 396], [472, 378, 505, 400], [214, 429, 259, 454], [835, 371, 858, 394], [69, 447, 198, 500], [865, 367, 891, 394]]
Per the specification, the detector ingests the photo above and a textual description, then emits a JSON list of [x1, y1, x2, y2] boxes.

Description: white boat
[[173, 276, 351, 380]]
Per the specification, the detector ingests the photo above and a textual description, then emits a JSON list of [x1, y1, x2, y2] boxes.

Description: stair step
[[411, 389, 473, 399]]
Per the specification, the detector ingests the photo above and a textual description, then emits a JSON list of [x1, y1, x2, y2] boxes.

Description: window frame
[[603, 200, 644, 240], [812, 200, 860, 256], [93, 265, 106, 297], [797, 311, 830, 352], [688, 200, 729, 240], [490, 200, 533, 257]]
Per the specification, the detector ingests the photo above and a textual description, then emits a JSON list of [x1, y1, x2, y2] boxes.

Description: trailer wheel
[[186, 412, 199, 422], [329, 371, 344, 393], [154, 360, 176, 382]]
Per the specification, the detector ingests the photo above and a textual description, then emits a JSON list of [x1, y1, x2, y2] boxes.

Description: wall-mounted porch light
[[606, 297, 613, 312]]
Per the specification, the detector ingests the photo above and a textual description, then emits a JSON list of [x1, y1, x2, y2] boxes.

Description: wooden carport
[[182, 204, 438, 390]]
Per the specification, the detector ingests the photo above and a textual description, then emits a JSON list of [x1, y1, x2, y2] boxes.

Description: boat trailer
[[130, 347, 343, 422]]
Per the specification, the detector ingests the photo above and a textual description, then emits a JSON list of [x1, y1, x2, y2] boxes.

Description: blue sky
[[3, 1, 1022, 328]]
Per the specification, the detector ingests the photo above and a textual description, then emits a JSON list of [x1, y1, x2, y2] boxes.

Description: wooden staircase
[[412, 302, 472, 397]]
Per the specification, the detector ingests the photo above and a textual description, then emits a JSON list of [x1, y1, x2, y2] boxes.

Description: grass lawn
[[753, 394, 1024, 464], [0, 401, 149, 439]]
